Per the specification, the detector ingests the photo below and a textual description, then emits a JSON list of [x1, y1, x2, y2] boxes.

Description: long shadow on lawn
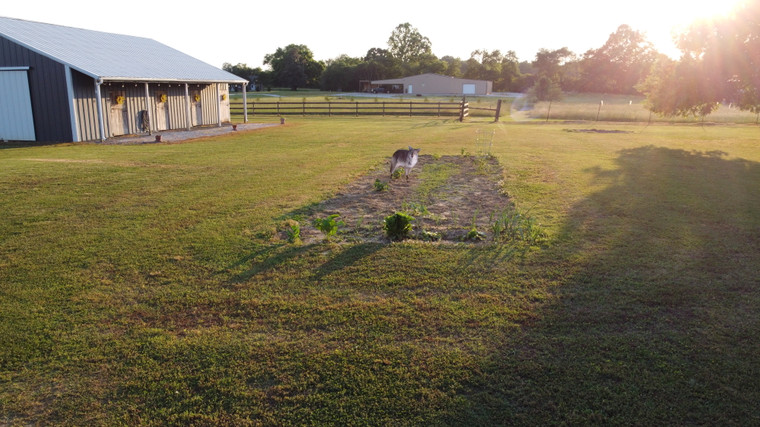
[[229, 242, 384, 284], [452, 146, 760, 424]]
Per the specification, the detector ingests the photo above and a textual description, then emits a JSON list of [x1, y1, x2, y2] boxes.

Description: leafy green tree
[[579, 25, 658, 94], [528, 75, 563, 103], [532, 47, 575, 88], [637, 56, 719, 119], [498, 51, 522, 92], [676, 2, 760, 113], [440, 56, 463, 77], [465, 49, 522, 91], [527, 75, 564, 121], [466, 50, 501, 82], [406, 53, 446, 75], [320, 55, 362, 91], [387, 23, 433, 64], [263, 44, 325, 90], [222, 63, 265, 91], [360, 48, 401, 81], [222, 63, 257, 80], [638, 2, 759, 119]]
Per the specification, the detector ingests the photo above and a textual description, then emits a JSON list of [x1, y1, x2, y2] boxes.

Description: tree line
[[224, 4, 760, 119]]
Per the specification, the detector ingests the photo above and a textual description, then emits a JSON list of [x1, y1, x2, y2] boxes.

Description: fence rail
[[230, 99, 503, 121]]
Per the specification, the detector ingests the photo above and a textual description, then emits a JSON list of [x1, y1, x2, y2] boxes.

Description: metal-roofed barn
[[369, 73, 493, 96], [0, 16, 248, 142]]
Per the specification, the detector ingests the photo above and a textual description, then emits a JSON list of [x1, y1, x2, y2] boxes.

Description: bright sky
[[3, 0, 745, 69]]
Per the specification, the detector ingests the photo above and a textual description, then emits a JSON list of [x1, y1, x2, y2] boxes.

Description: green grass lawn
[[513, 92, 760, 124], [2, 117, 759, 424]]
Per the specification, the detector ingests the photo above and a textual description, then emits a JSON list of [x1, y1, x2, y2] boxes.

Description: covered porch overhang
[[367, 78, 407, 94], [90, 77, 249, 142]]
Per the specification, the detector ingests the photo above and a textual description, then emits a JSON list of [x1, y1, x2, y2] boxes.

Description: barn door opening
[[155, 91, 170, 130], [0, 68, 36, 141], [190, 90, 202, 126], [220, 86, 230, 122], [108, 91, 129, 136]]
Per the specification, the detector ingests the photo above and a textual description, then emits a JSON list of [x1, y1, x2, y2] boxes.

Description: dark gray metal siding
[[0, 35, 73, 142], [71, 70, 99, 141]]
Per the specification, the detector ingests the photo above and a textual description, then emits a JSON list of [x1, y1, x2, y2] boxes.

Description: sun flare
[[669, 0, 746, 26]]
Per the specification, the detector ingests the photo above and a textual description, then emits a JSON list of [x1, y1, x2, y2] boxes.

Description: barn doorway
[[220, 86, 230, 122], [108, 91, 129, 136], [190, 90, 202, 126], [0, 68, 36, 141], [155, 91, 170, 130]]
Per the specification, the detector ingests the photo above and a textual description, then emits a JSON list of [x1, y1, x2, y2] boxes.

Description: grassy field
[[513, 92, 760, 124], [2, 116, 759, 424]]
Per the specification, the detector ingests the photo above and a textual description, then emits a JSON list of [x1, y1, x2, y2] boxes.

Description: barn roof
[[0, 16, 246, 84], [371, 73, 489, 85]]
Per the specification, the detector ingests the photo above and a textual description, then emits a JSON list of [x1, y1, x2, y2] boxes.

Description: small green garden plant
[[384, 212, 415, 241], [312, 214, 345, 240], [400, 201, 429, 216], [286, 221, 301, 244], [491, 206, 548, 245], [374, 179, 389, 192], [464, 212, 486, 241], [418, 230, 442, 242]]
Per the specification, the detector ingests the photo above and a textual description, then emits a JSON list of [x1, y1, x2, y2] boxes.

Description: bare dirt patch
[[290, 154, 512, 244], [563, 128, 633, 134]]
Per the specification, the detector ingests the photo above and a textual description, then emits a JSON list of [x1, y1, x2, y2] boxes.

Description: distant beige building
[[369, 73, 493, 96]]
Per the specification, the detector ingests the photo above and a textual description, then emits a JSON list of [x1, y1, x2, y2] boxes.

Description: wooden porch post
[[94, 79, 106, 142], [184, 83, 192, 130], [143, 83, 153, 134], [216, 83, 222, 127], [243, 82, 248, 123]]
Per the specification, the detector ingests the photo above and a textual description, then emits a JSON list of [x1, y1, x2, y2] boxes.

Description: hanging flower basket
[[221, 93, 227, 101], [115, 95, 125, 105], [193, 94, 201, 102], [159, 93, 167, 103]]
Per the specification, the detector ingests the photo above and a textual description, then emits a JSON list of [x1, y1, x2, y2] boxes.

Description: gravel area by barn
[[103, 123, 279, 145]]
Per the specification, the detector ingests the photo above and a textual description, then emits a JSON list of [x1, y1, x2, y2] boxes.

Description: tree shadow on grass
[[228, 242, 384, 285], [451, 145, 760, 424], [311, 242, 385, 282]]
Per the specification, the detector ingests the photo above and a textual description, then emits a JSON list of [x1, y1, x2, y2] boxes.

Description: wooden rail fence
[[231, 98, 503, 122]]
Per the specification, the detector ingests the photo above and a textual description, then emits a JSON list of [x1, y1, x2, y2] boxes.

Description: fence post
[[494, 99, 502, 122], [459, 96, 466, 122], [596, 100, 603, 121], [409, 101, 413, 117], [303, 100, 306, 116], [383, 102, 386, 117], [356, 101, 359, 117]]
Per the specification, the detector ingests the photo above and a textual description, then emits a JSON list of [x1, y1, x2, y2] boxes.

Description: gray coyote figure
[[390, 146, 421, 180]]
